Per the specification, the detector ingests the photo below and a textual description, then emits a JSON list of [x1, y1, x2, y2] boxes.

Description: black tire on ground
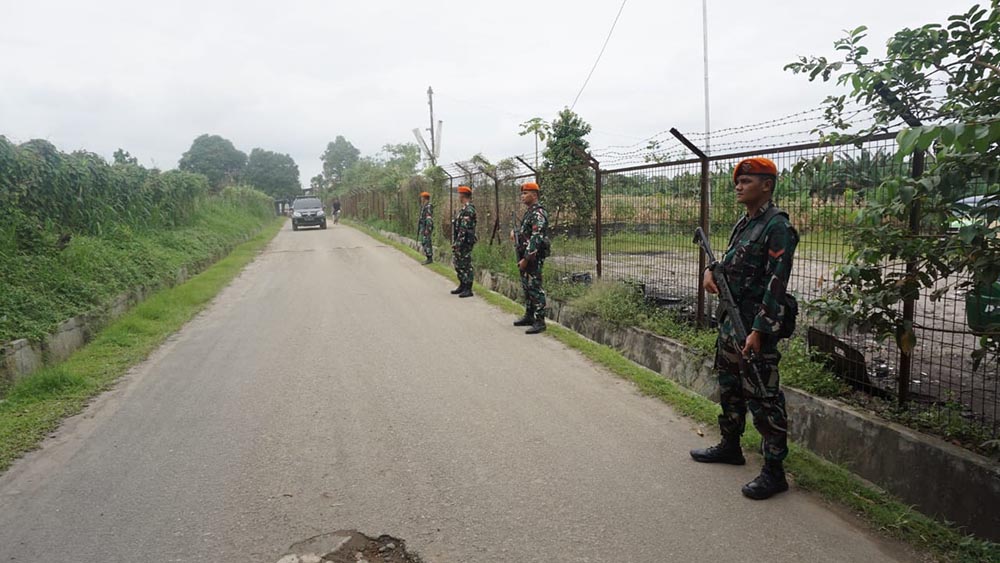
[[292, 223, 298, 231], [321, 221, 327, 230]]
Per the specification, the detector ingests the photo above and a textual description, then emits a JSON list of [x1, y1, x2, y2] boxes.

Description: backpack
[[728, 205, 799, 339]]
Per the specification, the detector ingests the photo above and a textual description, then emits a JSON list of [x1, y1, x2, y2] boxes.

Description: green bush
[[570, 281, 717, 357], [0, 196, 274, 343], [778, 338, 850, 397], [0, 136, 212, 252]]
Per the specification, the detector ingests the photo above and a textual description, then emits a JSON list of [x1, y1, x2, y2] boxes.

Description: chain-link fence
[[341, 121, 999, 440]]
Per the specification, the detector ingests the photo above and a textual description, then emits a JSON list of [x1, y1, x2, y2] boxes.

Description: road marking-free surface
[[0, 223, 916, 562]]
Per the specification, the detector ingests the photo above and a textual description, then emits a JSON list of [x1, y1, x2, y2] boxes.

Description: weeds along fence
[[342, 128, 999, 440]]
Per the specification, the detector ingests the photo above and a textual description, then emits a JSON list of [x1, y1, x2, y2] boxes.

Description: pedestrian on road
[[512, 182, 550, 334], [331, 198, 341, 224], [690, 157, 799, 500], [417, 191, 434, 265], [451, 185, 477, 298]]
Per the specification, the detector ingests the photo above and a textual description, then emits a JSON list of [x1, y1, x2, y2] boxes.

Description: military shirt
[[418, 203, 434, 236], [455, 202, 477, 247], [721, 200, 798, 335], [518, 203, 549, 257]]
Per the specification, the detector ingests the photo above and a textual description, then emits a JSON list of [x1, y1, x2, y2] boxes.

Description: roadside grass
[[0, 218, 284, 473], [349, 219, 1000, 563]]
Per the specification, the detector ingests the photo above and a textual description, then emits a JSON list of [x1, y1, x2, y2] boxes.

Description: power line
[[571, 0, 628, 111]]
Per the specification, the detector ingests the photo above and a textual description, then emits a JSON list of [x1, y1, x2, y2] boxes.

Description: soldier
[[417, 191, 434, 265], [512, 182, 550, 334], [451, 185, 477, 298], [690, 157, 799, 500]]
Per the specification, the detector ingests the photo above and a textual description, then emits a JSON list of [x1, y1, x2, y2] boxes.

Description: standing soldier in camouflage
[[512, 182, 550, 334], [417, 191, 434, 265], [690, 157, 799, 500], [451, 186, 477, 298]]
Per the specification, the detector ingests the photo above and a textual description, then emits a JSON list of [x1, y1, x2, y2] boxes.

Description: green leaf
[[939, 124, 956, 146], [958, 225, 979, 244], [896, 128, 920, 155], [899, 184, 915, 205], [916, 127, 940, 151]]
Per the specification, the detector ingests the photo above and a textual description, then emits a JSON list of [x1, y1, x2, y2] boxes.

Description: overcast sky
[[1, 0, 963, 185]]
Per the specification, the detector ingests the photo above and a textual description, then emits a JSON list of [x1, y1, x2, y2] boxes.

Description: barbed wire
[[440, 103, 901, 175]]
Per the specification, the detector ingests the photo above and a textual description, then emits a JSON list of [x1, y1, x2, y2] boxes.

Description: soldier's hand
[[518, 258, 528, 271], [742, 330, 763, 358], [703, 270, 719, 295]]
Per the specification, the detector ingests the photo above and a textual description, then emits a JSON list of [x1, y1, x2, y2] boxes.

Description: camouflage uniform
[[417, 202, 434, 259], [517, 202, 550, 321], [452, 202, 477, 286], [715, 200, 798, 462]]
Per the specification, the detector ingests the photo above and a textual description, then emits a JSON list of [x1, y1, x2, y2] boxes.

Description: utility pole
[[427, 86, 437, 167], [702, 0, 711, 156]]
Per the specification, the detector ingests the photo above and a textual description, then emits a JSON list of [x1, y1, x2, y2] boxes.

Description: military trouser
[[453, 244, 474, 285], [715, 313, 788, 461], [420, 234, 433, 259], [519, 257, 546, 321]]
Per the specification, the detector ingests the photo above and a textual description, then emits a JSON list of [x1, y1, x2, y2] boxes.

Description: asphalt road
[[0, 222, 917, 562]]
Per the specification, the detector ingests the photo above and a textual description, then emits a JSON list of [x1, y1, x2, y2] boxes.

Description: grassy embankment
[[348, 218, 1000, 563], [0, 208, 284, 472]]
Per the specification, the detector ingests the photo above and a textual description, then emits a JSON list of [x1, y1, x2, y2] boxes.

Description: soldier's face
[[735, 175, 772, 206], [521, 191, 537, 205]]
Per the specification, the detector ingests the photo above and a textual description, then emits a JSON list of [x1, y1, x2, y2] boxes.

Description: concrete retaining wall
[[374, 227, 1000, 541]]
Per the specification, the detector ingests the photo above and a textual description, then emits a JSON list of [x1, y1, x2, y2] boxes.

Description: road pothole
[[277, 530, 423, 563]]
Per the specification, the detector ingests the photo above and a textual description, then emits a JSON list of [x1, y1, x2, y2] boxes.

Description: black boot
[[513, 309, 535, 326], [689, 437, 746, 465], [741, 460, 789, 500], [525, 318, 546, 334], [458, 284, 474, 298], [421, 256, 433, 265], [450, 282, 465, 295]]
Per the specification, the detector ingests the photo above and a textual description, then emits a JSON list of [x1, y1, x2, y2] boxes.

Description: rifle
[[511, 210, 525, 260], [694, 227, 772, 398]]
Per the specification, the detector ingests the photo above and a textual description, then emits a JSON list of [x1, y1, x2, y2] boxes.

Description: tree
[[320, 136, 360, 185], [113, 148, 138, 166], [542, 108, 594, 228], [786, 2, 1000, 364], [518, 117, 551, 169], [243, 148, 300, 198], [377, 143, 421, 191], [178, 134, 247, 191], [336, 143, 421, 195], [310, 174, 326, 193]]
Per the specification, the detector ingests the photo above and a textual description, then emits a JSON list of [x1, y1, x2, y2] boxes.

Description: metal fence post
[[898, 149, 925, 406], [595, 162, 602, 278], [579, 153, 603, 278], [670, 128, 710, 328]]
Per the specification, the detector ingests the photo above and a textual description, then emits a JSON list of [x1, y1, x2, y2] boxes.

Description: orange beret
[[520, 182, 539, 192], [457, 185, 472, 195], [420, 192, 430, 198], [733, 157, 778, 184]]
